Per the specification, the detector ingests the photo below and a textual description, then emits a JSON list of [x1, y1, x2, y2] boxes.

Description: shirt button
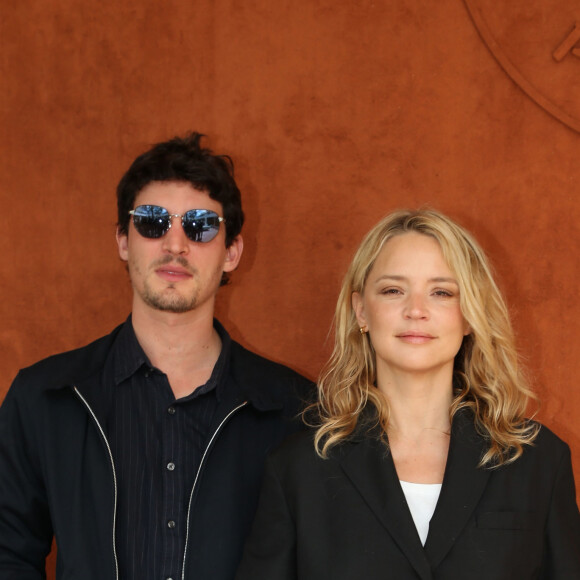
[[167, 406, 176, 415], [167, 520, 176, 529], [167, 462, 175, 471]]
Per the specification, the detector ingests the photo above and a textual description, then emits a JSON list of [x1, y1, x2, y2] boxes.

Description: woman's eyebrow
[[372, 274, 458, 285]]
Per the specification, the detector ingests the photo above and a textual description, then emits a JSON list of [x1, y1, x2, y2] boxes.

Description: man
[[0, 133, 312, 580]]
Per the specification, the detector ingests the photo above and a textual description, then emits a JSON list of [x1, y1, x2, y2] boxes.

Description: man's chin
[[143, 292, 198, 314], [155, 302, 196, 314]]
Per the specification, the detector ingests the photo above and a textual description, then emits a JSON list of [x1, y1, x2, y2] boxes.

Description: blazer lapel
[[338, 436, 433, 580], [424, 410, 491, 568]]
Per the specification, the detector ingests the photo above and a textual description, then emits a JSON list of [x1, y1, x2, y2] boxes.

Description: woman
[[236, 209, 580, 580]]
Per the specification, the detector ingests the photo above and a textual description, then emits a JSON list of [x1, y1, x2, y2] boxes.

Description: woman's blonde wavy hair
[[310, 208, 538, 467]]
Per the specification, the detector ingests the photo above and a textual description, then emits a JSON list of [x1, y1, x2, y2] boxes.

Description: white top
[[399, 480, 442, 545]]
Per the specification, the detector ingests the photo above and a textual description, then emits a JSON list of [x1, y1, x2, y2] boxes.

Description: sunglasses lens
[[131, 205, 170, 238], [182, 210, 222, 242]]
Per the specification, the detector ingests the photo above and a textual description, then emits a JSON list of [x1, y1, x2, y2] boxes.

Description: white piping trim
[[181, 401, 249, 579], [74, 387, 119, 580]]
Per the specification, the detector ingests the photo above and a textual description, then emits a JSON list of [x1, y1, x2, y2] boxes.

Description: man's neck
[[131, 304, 223, 399]]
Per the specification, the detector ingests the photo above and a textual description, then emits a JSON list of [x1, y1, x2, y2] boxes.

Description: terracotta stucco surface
[[1, 0, 579, 575]]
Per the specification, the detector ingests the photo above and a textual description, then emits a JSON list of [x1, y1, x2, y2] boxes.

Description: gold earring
[[359, 326, 368, 334]]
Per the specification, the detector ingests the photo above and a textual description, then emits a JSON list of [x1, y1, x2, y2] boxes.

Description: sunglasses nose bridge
[[161, 212, 191, 252], [165, 212, 185, 231]]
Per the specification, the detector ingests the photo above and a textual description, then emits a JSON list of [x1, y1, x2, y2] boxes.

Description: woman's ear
[[352, 291, 367, 329], [463, 319, 472, 336]]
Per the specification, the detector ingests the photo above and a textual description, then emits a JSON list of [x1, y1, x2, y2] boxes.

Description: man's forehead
[[134, 181, 216, 207], [137, 180, 209, 195]]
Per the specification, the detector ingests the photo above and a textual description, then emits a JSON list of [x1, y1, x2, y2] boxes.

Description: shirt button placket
[[164, 398, 178, 580]]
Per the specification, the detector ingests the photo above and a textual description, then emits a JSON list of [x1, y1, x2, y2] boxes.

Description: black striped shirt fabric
[[105, 319, 231, 580]]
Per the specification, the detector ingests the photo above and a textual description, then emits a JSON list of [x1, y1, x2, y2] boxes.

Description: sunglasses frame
[[129, 205, 225, 243]]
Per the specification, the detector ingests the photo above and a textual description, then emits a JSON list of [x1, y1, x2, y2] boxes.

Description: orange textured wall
[[1, 0, 579, 576]]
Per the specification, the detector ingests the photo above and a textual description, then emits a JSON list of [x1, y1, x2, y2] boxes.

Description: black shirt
[[105, 317, 231, 580]]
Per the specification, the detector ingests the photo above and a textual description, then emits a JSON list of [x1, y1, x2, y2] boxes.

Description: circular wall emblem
[[464, 0, 580, 132]]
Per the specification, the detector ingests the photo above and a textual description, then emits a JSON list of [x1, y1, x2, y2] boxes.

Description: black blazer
[[236, 411, 580, 579]]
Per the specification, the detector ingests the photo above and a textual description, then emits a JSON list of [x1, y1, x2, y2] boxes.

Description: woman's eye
[[433, 289, 453, 297], [381, 288, 402, 295]]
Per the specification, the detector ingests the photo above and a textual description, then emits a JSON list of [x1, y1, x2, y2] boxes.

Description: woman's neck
[[378, 370, 453, 484]]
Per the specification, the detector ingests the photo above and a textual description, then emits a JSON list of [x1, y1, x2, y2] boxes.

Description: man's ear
[[116, 227, 129, 262], [223, 235, 243, 273]]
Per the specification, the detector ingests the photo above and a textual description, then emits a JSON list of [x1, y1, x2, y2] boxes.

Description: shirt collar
[[111, 316, 232, 401], [111, 315, 149, 385], [191, 319, 231, 402]]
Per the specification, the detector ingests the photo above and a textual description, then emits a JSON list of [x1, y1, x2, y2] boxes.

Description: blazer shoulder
[[10, 324, 123, 395], [491, 420, 575, 486], [229, 340, 316, 406], [529, 421, 572, 458], [230, 340, 310, 382], [269, 429, 319, 465], [267, 428, 352, 479]]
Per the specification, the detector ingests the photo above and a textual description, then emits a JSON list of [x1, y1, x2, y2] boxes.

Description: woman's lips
[[396, 331, 436, 344]]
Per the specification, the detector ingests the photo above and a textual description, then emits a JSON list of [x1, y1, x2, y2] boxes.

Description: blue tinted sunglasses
[[129, 205, 225, 243]]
